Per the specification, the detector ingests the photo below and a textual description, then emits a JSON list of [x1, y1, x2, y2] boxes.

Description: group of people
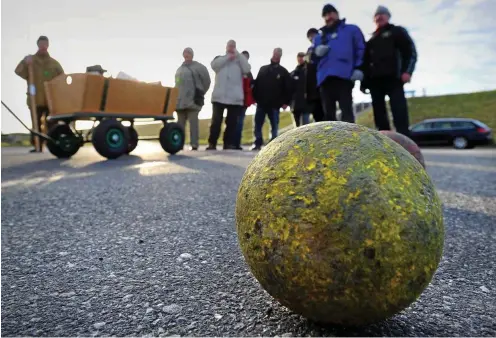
[[15, 3, 417, 153], [174, 42, 292, 151], [174, 3, 417, 151]]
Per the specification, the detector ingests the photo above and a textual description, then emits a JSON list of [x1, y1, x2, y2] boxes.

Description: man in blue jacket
[[311, 4, 365, 122]]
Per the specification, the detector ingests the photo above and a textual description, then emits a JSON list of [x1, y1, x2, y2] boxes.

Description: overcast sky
[[2, 0, 495, 133]]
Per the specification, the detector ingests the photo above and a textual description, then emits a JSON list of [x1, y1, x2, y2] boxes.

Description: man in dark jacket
[[290, 52, 310, 127], [360, 6, 417, 136], [251, 48, 292, 151], [305, 28, 324, 122], [311, 4, 365, 123]]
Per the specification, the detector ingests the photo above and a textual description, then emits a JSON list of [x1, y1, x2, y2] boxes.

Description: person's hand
[[228, 53, 236, 60], [314, 45, 329, 57], [350, 69, 364, 82], [401, 73, 411, 83], [24, 55, 33, 65]]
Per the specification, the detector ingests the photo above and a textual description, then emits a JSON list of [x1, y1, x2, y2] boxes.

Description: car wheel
[[453, 136, 468, 149]]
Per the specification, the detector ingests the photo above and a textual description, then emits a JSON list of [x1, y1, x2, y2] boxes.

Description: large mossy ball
[[235, 122, 444, 326], [379, 130, 425, 168]]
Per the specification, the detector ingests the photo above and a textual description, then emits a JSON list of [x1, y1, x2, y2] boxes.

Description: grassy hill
[[356, 90, 496, 131]]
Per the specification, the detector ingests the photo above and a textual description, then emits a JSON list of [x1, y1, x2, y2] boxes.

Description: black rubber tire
[[126, 127, 139, 154], [46, 124, 82, 159], [452, 136, 469, 150], [92, 119, 130, 159], [159, 122, 185, 155]]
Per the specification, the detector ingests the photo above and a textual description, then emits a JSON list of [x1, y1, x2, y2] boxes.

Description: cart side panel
[[164, 87, 179, 117], [82, 75, 106, 112], [45, 74, 105, 116], [104, 79, 177, 116]]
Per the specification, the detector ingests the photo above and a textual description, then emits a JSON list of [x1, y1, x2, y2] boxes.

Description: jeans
[[319, 76, 354, 122], [254, 105, 280, 147], [308, 99, 324, 122], [235, 107, 247, 147], [292, 110, 310, 127], [369, 77, 410, 136]]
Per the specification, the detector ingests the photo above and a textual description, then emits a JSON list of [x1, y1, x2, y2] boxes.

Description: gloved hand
[[350, 69, 364, 81], [314, 45, 330, 57]]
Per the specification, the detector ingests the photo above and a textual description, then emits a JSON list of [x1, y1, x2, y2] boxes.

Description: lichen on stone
[[235, 122, 444, 326]]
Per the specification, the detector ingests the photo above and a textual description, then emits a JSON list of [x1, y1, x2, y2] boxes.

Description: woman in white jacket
[[207, 40, 251, 150]]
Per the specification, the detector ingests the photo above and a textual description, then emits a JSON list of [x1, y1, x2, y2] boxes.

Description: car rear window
[[473, 120, 490, 129], [451, 121, 476, 129]]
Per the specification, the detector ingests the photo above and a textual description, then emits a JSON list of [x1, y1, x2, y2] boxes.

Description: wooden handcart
[[43, 73, 184, 159]]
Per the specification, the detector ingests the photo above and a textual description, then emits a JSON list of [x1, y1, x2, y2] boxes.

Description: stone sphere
[[379, 130, 425, 168], [235, 122, 444, 326]]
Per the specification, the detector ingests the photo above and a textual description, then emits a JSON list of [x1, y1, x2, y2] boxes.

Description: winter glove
[[314, 45, 330, 57], [350, 69, 364, 82]]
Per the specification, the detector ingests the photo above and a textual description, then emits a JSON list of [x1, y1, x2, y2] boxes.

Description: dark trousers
[[208, 102, 242, 147], [308, 99, 324, 122], [292, 110, 310, 127], [369, 78, 410, 136], [235, 107, 247, 147], [31, 106, 54, 146], [254, 105, 279, 147], [319, 77, 354, 122]]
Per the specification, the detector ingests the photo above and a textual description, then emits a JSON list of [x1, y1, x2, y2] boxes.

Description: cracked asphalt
[[1, 142, 495, 337]]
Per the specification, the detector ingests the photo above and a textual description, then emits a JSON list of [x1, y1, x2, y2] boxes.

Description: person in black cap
[[311, 4, 365, 123], [304, 28, 324, 122], [14, 35, 64, 152], [360, 5, 417, 136], [290, 52, 310, 126], [86, 65, 107, 75]]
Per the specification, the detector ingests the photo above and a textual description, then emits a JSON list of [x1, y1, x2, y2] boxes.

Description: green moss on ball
[[235, 122, 444, 326]]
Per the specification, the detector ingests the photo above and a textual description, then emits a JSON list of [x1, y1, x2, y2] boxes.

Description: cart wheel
[[126, 127, 139, 154], [159, 122, 185, 155], [47, 124, 83, 159], [92, 119, 130, 159]]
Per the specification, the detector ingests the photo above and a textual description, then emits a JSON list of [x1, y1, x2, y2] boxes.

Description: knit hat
[[374, 5, 391, 17], [183, 47, 194, 56], [86, 65, 107, 74], [306, 28, 318, 38], [322, 4, 338, 17]]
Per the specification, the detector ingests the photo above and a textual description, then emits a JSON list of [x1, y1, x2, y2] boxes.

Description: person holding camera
[[208, 40, 251, 150], [174, 47, 211, 151]]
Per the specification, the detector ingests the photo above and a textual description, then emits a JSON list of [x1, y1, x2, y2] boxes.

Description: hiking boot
[[206, 144, 217, 150]]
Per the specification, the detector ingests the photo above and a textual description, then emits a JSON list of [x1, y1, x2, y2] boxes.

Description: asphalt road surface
[[2, 142, 495, 337]]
